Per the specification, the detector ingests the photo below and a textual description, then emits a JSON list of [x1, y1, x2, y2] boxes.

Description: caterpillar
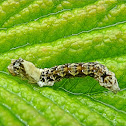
[[8, 58, 120, 93]]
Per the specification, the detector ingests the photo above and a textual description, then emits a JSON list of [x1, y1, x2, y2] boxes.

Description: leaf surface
[[0, 0, 126, 125]]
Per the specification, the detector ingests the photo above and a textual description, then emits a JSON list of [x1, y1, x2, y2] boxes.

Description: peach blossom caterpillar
[[8, 58, 120, 93]]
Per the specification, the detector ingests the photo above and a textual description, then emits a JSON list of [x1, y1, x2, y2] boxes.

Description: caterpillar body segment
[[8, 58, 120, 93]]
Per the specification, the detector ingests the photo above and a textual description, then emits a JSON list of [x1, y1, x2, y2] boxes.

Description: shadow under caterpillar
[[8, 58, 120, 93]]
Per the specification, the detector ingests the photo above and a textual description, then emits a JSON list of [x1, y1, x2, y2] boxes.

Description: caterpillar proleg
[[8, 58, 120, 93]]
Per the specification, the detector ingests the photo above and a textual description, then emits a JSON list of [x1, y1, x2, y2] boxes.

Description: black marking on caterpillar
[[8, 58, 120, 93]]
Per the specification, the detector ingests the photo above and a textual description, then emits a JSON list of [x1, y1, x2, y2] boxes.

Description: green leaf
[[0, 0, 126, 125]]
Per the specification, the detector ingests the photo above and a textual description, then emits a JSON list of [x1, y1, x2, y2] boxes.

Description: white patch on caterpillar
[[37, 81, 45, 87], [8, 58, 120, 93], [37, 81, 54, 87]]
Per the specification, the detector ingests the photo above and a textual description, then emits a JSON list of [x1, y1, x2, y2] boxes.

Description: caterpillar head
[[8, 58, 24, 76], [8, 58, 41, 83]]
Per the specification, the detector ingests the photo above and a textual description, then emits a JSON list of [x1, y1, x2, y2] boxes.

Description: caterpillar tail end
[[110, 81, 120, 94], [108, 73, 120, 94], [100, 71, 120, 94]]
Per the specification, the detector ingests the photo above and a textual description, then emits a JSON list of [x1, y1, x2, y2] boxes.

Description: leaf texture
[[0, 0, 126, 125]]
